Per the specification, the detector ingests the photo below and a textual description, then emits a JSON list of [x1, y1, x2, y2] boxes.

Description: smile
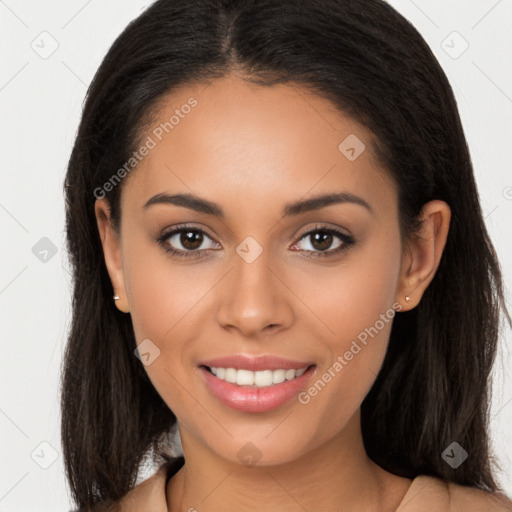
[[199, 364, 316, 413], [205, 366, 308, 388]]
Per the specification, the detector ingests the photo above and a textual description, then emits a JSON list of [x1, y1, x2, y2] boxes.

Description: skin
[[95, 73, 451, 511]]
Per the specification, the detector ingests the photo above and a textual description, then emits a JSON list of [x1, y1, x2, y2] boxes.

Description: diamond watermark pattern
[[30, 441, 59, 469], [441, 442, 468, 468], [441, 31, 469, 59], [338, 134, 366, 161], [134, 338, 161, 366], [237, 442, 263, 468], [236, 236, 263, 264], [30, 31, 59, 59], [32, 237, 58, 263]]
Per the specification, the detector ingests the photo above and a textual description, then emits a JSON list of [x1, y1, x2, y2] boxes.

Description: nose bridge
[[215, 236, 292, 335], [235, 243, 272, 298]]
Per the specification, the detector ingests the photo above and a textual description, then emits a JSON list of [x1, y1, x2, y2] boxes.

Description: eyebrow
[[143, 191, 374, 217]]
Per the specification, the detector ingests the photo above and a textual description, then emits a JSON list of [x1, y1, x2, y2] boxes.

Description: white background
[[0, 0, 511, 510]]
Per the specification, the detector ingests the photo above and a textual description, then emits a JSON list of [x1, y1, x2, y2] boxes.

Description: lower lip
[[199, 365, 316, 413]]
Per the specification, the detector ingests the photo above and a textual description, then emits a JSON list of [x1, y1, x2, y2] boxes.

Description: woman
[[61, 0, 512, 510]]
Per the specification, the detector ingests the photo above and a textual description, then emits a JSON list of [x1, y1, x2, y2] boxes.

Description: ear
[[94, 198, 130, 313], [395, 200, 451, 311]]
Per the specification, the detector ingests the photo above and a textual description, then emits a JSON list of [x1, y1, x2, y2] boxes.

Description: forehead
[[122, 74, 396, 217]]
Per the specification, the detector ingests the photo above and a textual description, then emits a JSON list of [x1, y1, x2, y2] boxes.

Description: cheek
[[122, 235, 232, 412], [123, 230, 205, 340], [120, 236, 200, 394], [308, 228, 401, 345], [295, 232, 402, 429]]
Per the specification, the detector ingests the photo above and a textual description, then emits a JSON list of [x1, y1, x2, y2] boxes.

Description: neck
[[166, 411, 412, 512]]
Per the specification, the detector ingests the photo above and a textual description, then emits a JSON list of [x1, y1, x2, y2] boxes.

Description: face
[[96, 74, 444, 467]]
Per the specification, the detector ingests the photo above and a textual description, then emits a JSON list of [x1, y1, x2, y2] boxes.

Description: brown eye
[[157, 225, 220, 258], [308, 231, 335, 251], [179, 229, 204, 250], [292, 226, 356, 258]]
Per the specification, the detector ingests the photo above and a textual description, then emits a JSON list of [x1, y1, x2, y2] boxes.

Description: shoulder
[[445, 480, 512, 512], [397, 475, 512, 512]]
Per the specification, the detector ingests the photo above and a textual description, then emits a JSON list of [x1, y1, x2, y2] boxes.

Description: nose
[[215, 247, 294, 338]]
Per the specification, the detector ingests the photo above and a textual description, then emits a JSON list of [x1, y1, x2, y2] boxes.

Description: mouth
[[198, 363, 317, 413], [200, 364, 315, 388]]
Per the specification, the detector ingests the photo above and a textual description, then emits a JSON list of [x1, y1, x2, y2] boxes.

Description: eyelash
[[156, 223, 356, 260]]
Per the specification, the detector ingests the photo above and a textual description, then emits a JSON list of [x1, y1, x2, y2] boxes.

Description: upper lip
[[199, 354, 315, 371]]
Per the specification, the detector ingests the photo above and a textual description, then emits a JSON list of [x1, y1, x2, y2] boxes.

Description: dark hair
[[61, 0, 512, 509]]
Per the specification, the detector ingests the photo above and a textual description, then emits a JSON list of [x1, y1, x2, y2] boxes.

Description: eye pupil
[[181, 230, 203, 250], [311, 231, 332, 251]]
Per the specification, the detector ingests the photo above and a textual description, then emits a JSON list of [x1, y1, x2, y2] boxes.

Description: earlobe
[[396, 200, 451, 311], [94, 198, 130, 313]]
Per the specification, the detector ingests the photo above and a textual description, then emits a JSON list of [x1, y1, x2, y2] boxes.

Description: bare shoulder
[[445, 480, 512, 512], [396, 475, 512, 511]]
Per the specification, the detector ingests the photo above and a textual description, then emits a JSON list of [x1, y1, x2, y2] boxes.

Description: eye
[[291, 225, 355, 258], [156, 225, 220, 258], [156, 223, 356, 259]]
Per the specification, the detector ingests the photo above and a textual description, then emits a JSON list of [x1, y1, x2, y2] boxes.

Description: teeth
[[208, 366, 309, 387]]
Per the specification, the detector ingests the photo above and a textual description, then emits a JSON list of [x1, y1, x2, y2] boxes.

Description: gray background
[[1, 0, 511, 510]]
